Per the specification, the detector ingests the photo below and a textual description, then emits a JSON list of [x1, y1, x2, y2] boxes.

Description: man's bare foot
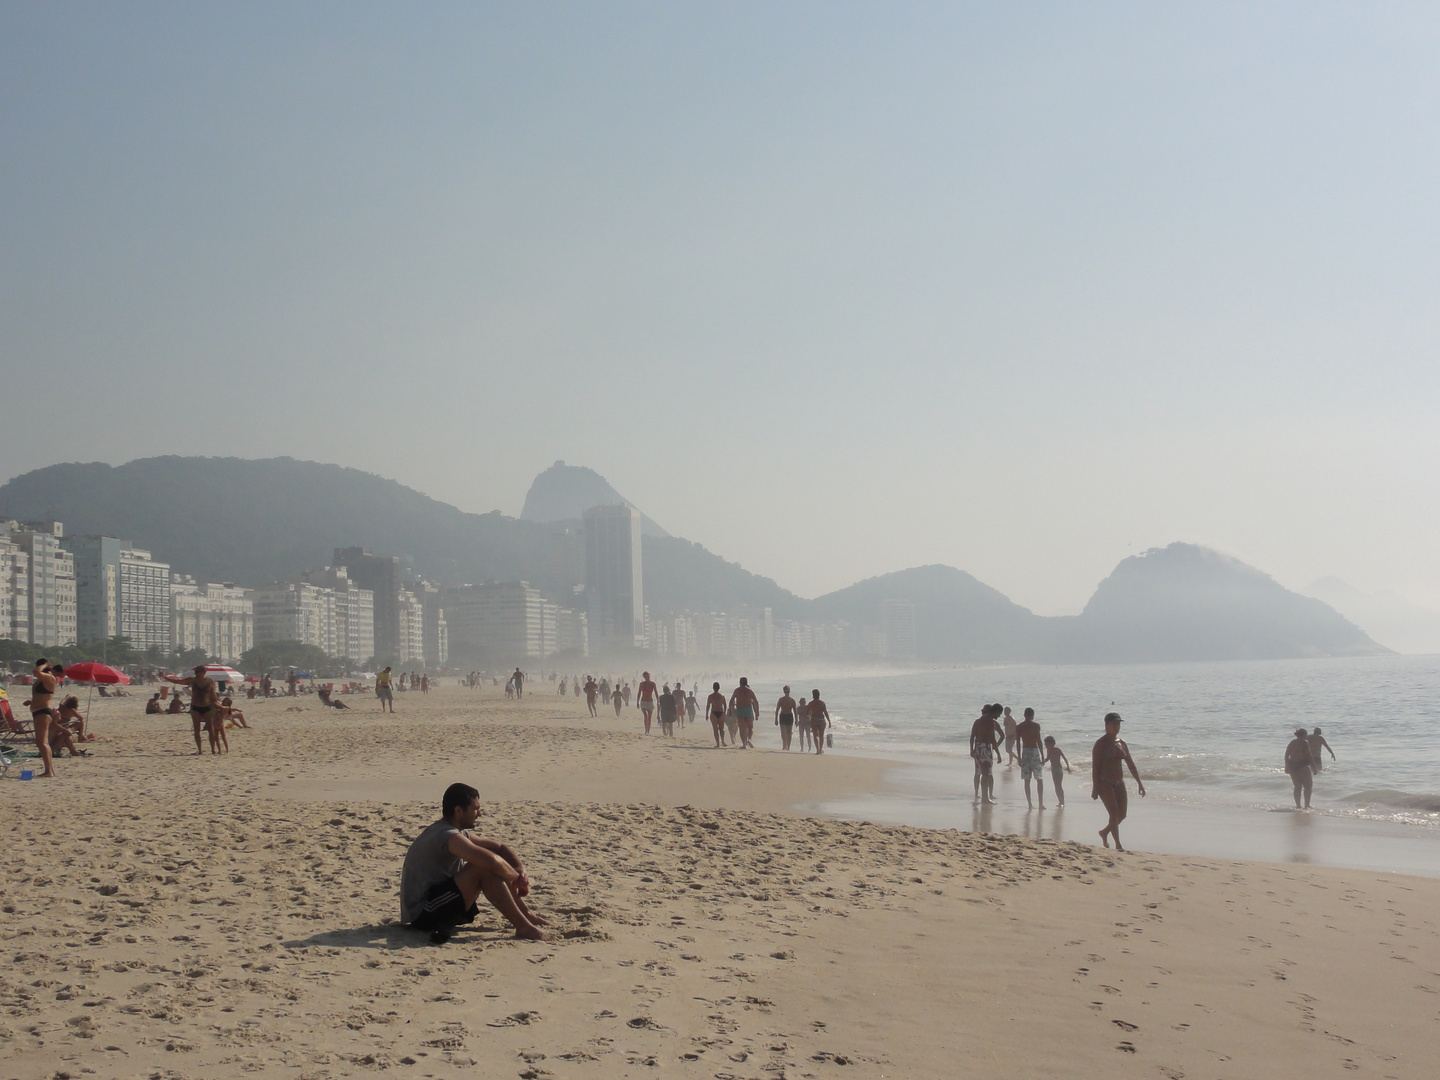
[[1099, 829, 1110, 847], [1114, 841, 1125, 852], [515, 925, 551, 941]]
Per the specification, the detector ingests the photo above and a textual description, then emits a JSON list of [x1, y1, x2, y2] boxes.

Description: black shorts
[[411, 878, 479, 932]]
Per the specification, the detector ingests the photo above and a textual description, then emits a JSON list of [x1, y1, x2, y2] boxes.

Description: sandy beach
[[3, 684, 1438, 1079]]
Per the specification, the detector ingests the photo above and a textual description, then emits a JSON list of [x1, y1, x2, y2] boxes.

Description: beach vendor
[[400, 783, 550, 944]]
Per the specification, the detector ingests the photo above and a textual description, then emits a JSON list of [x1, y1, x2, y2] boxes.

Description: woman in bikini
[[1092, 712, 1144, 851], [706, 682, 728, 748], [27, 659, 62, 777]]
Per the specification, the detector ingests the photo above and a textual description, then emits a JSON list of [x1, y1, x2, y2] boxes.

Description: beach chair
[[0, 740, 41, 779], [0, 691, 31, 737]]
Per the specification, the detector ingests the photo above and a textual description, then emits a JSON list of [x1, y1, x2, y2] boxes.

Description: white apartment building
[[3, 521, 76, 648], [250, 582, 338, 655], [0, 533, 29, 643], [117, 545, 170, 652], [302, 567, 376, 662], [171, 576, 254, 663]]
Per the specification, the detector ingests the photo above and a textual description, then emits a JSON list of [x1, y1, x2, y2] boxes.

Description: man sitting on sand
[[401, 782, 550, 944], [146, 693, 163, 714]]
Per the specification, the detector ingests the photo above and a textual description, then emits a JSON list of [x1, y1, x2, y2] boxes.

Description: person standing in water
[[1002, 706, 1020, 767], [970, 704, 1003, 805], [1285, 727, 1316, 809], [1044, 736, 1072, 807], [805, 689, 831, 755], [1092, 712, 1144, 850], [1015, 707, 1046, 809], [1307, 728, 1336, 772], [774, 685, 799, 750]]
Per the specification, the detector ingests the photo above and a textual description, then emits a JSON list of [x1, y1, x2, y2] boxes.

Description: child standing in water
[[1044, 736, 1072, 807]]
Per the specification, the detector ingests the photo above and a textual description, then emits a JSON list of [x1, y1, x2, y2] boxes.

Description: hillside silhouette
[[521, 460, 670, 538], [0, 457, 1385, 663]]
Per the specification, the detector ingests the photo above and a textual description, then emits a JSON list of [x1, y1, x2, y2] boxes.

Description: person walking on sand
[[637, 672, 658, 734], [512, 667, 525, 699], [1285, 727, 1316, 809], [401, 782, 550, 944], [1093, 712, 1145, 850], [970, 704, 1003, 804], [1002, 706, 1020, 767], [706, 682, 729, 747], [1044, 736, 1072, 807], [805, 689, 831, 754], [672, 683, 687, 728], [1307, 728, 1336, 772], [659, 683, 678, 737], [166, 664, 224, 755], [1015, 707, 1046, 809], [611, 683, 624, 717], [774, 685, 799, 750], [685, 690, 698, 727], [730, 677, 760, 748], [376, 667, 395, 713], [26, 659, 62, 778], [584, 676, 599, 717]]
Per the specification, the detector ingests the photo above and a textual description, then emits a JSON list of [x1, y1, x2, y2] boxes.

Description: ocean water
[[795, 653, 1440, 829]]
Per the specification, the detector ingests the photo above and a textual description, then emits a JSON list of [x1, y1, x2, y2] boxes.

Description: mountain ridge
[[0, 456, 1386, 662]]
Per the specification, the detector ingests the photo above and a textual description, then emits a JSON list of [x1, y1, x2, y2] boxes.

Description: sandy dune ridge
[[2, 686, 1437, 1079]]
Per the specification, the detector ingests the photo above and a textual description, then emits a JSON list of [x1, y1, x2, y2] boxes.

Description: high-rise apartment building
[[4, 521, 77, 648], [117, 545, 171, 652], [583, 505, 644, 652], [0, 532, 29, 643], [64, 535, 122, 645], [334, 547, 403, 662], [301, 566, 375, 662], [250, 582, 338, 654], [62, 535, 171, 651], [171, 576, 254, 662], [443, 581, 559, 662], [396, 588, 425, 664]]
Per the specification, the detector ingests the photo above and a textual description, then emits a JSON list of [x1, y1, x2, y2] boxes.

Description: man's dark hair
[[35, 657, 48, 668], [52, 664, 64, 675], [1104, 712, 1122, 725], [442, 782, 480, 818], [1024, 707, 1034, 719]]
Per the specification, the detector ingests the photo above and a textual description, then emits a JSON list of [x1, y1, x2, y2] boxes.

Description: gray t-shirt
[[400, 820, 465, 923]]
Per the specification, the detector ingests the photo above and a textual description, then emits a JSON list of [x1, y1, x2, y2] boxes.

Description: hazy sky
[[4, 3, 1439, 614]]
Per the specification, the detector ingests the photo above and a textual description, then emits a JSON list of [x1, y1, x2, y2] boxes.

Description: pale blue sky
[[3, 3, 1438, 612]]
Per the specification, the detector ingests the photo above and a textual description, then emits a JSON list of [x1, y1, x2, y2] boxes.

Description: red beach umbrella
[[63, 661, 131, 685]]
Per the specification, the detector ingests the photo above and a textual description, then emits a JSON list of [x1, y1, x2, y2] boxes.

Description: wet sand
[[2, 684, 1438, 1079]]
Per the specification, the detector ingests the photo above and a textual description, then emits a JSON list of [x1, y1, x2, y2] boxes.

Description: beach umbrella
[[61, 661, 131, 733], [63, 661, 131, 685], [198, 665, 245, 684]]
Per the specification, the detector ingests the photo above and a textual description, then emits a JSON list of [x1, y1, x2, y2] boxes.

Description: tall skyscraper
[[62, 534, 172, 652], [583, 505, 644, 652]]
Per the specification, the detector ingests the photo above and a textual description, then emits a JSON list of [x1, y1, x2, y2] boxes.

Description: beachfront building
[[301, 567, 376, 663], [335, 547, 403, 664], [170, 576, 254, 663], [63, 534, 174, 652], [416, 581, 448, 668], [3, 521, 77, 649], [443, 581, 542, 662], [0, 532, 30, 643], [880, 599, 917, 661], [250, 582, 338, 655], [554, 605, 589, 657], [583, 504, 644, 652]]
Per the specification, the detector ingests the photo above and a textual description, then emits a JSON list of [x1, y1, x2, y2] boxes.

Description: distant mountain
[[0, 457, 1385, 664], [811, 565, 1050, 662], [520, 460, 670, 538], [1305, 577, 1440, 655], [1050, 544, 1386, 662]]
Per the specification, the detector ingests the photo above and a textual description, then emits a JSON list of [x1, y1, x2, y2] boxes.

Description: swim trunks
[[973, 742, 994, 775], [735, 706, 755, 721], [1050, 763, 1064, 783], [1020, 747, 1043, 780], [779, 713, 794, 727]]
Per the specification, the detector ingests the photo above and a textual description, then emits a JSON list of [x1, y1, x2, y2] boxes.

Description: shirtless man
[[1306, 728, 1336, 772], [511, 668, 525, 699], [1092, 712, 1145, 849], [1002, 706, 1020, 767], [1015, 707, 1046, 809], [969, 704, 1003, 804], [729, 677, 760, 749], [805, 689, 831, 754], [636, 672, 658, 734], [672, 683, 687, 728], [584, 676, 599, 717], [611, 684, 624, 717], [706, 682, 729, 747], [166, 664, 225, 755], [774, 685, 800, 750], [27, 660, 63, 777]]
